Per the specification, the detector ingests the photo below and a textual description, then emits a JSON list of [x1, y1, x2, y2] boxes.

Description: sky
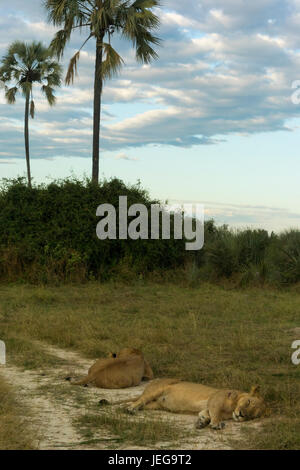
[[1, 0, 300, 232]]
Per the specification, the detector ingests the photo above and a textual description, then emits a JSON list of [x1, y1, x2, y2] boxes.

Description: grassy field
[[0, 280, 300, 449]]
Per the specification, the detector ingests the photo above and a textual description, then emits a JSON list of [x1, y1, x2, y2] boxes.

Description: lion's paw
[[195, 417, 210, 429], [210, 422, 225, 430], [125, 406, 137, 415], [98, 399, 110, 407]]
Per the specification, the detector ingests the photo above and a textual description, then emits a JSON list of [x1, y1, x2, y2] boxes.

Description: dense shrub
[[0, 177, 185, 282]]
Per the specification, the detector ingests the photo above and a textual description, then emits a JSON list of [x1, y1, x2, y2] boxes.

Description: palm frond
[[121, 1, 161, 64], [136, 42, 158, 63], [65, 50, 80, 85], [44, 0, 89, 27], [30, 99, 35, 118], [132, 0, 161, 8], [8, 41, 27, 62], [4, 86, 18, 104], [45, 70, 63, 87], [41, 84, 56, 106], [101, 43, 124, 80], [44, 0, 69, 26], [40, 60, 63, 87], [50, 29, 71, 59], [90, 5, 113, 35]]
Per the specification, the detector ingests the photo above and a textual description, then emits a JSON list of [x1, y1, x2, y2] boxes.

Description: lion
[[69, 347, 154, 389], [111, 379, 267, 429]]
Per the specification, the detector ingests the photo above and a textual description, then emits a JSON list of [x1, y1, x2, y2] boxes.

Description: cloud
[[114, 152, 139, 161], [170, 198, 300, 232], [1, 0, 300, 157]]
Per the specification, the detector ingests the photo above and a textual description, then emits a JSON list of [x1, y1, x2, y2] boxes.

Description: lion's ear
[[108, 352, 117, 358], [250, 385, 260, 396]]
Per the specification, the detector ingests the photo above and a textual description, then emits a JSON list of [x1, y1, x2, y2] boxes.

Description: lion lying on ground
[[110, 378, 267, 429], [69, 348, 154, 389]]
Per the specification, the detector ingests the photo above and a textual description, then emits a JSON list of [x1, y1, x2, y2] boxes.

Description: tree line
[[1, 177, 300, 286]]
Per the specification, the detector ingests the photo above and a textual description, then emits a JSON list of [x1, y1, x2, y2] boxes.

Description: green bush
[[0, 177, 185, 282]]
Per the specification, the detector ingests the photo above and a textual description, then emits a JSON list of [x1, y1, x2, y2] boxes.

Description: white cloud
[[114, 152, 138, 161]]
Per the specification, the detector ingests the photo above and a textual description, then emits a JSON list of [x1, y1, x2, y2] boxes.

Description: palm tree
[[0, 41, 62, 188], [45, 0, 161, 184]]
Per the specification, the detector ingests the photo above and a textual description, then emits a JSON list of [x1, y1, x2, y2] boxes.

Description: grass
[[3, 336, 69, 370], [76, 407, 184, 448], [242, 418, 300, 450], [0, 280, 300, 449], [0, 375, 37, 449]]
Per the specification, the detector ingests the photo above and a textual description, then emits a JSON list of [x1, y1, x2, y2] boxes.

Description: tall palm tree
[[0, 41, 62, 187], [45, 0, 161, 184]]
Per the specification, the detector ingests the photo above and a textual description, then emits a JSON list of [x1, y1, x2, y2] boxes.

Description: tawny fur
[[71, 348, 154, 389], [115, 379, 267, 429]]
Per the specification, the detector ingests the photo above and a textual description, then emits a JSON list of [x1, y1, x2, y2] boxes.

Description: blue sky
[[1, 0, 300, 231]]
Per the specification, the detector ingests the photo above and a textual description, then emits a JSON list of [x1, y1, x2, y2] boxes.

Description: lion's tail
[[71, 374, 94, 386], [110, 396, 139, 405]]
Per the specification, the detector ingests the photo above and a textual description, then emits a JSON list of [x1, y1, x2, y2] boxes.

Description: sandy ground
[[0, 342, 264, 450]]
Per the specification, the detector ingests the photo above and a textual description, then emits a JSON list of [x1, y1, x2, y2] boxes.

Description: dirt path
[[0, 342, 262, 450]]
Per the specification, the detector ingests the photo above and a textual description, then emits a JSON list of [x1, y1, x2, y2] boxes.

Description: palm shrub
[[233, 229, 271, 285], [0, 41, 62, 187], [235, 228, 270, 267], [267, 229, 300, 284], [45, 0, 161, 183], [205, 226, 238, 278], [239, 261, 269, 287]]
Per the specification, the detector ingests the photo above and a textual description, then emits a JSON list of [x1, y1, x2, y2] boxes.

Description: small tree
[[0, 41, 62, 187], [45, 0, 161, 184]]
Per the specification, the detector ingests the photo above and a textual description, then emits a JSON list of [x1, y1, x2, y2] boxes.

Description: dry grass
[[0, 280, 300, 449], [76, 407, 185, 448], [0, 375, 37, 449]]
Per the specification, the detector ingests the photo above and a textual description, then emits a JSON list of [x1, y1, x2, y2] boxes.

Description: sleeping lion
[[111, 378, 267, 429], [68, 347, 154, 389]]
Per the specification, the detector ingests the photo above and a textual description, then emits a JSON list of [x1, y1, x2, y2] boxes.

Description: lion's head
[[108, 348, 144, 359], [233, 386, 267, 422]]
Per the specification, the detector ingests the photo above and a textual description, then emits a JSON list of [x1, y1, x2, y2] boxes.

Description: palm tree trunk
[[24, 91, 32, 188], [92, 36, 104, 184]]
